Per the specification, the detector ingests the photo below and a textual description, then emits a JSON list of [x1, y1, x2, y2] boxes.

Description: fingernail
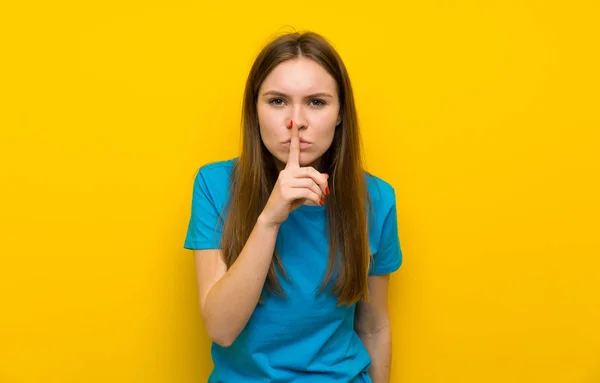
[[325, 186, 330, 195], [319, 198, 324, 206], [289, 120, 293, 128]]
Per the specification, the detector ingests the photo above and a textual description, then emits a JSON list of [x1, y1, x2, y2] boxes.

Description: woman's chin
[[271, 150, 322, 171]]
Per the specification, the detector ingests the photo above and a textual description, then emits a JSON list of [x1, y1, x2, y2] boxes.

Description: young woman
[[184, 31, 403, 383]]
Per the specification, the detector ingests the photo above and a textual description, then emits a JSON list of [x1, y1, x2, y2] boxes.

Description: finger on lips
[[286, 119, 329, 200], [285, 120, 300, 169]]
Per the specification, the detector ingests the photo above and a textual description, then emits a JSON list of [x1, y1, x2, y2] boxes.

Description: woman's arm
[[354, 274, 393, 383], [193, 214, 280, 347], [193, 124, 327, 348]]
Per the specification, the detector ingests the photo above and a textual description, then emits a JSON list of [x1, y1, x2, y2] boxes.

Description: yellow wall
[[1, 1, 599, 382]]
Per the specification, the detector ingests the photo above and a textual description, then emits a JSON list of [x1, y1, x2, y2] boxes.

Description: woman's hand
[[260, 121, 329, 226]]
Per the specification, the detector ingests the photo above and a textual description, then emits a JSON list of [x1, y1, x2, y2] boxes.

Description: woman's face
[[257, 57, 341, 172]]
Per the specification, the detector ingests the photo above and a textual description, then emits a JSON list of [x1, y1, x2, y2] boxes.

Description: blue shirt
[[184, 158, 403, 383]]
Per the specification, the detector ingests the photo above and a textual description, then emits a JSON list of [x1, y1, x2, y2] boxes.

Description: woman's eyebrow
[[261, 90, 334, 98]]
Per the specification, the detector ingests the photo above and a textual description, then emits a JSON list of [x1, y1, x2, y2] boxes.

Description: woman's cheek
[[258, 111, 279, 139]]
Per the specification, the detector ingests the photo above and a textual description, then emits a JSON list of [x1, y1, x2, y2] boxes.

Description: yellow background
[[1, 0, 599, 382]]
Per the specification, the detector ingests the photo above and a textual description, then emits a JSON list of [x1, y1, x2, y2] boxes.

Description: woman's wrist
[[257, 212, 281, 231]]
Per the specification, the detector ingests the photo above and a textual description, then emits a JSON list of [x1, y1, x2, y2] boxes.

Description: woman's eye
[[269, 98, 285, 106], [268, 98, 325, 107]]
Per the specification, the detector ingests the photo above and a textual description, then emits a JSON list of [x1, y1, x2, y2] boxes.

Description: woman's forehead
[[260, 58, 337, 95]]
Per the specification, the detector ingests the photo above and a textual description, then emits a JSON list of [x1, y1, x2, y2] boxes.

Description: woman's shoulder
[[192, 157, 238, 198], [364, 171, 397, 208], [194, 157, 238, 184], [197, 157, 238, 176]]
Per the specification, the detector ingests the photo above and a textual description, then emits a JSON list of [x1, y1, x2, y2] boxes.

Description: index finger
[[285, 120, 300, 169]]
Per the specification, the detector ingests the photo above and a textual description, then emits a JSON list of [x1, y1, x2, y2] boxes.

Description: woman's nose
[[289, 109, 307, 129]]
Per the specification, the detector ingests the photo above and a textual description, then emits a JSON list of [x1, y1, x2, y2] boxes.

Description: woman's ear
[[336, 114, 342, 126]]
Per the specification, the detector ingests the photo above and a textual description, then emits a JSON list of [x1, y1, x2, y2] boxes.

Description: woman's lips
[[282, 141, 312, 149]]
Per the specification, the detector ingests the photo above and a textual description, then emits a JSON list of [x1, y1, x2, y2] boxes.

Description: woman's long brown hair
[[219, 31, 373, 306]]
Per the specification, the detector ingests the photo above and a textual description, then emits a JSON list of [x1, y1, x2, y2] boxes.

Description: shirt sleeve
[[183, 167, 224, 250], [369, 190, 403, 276]]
